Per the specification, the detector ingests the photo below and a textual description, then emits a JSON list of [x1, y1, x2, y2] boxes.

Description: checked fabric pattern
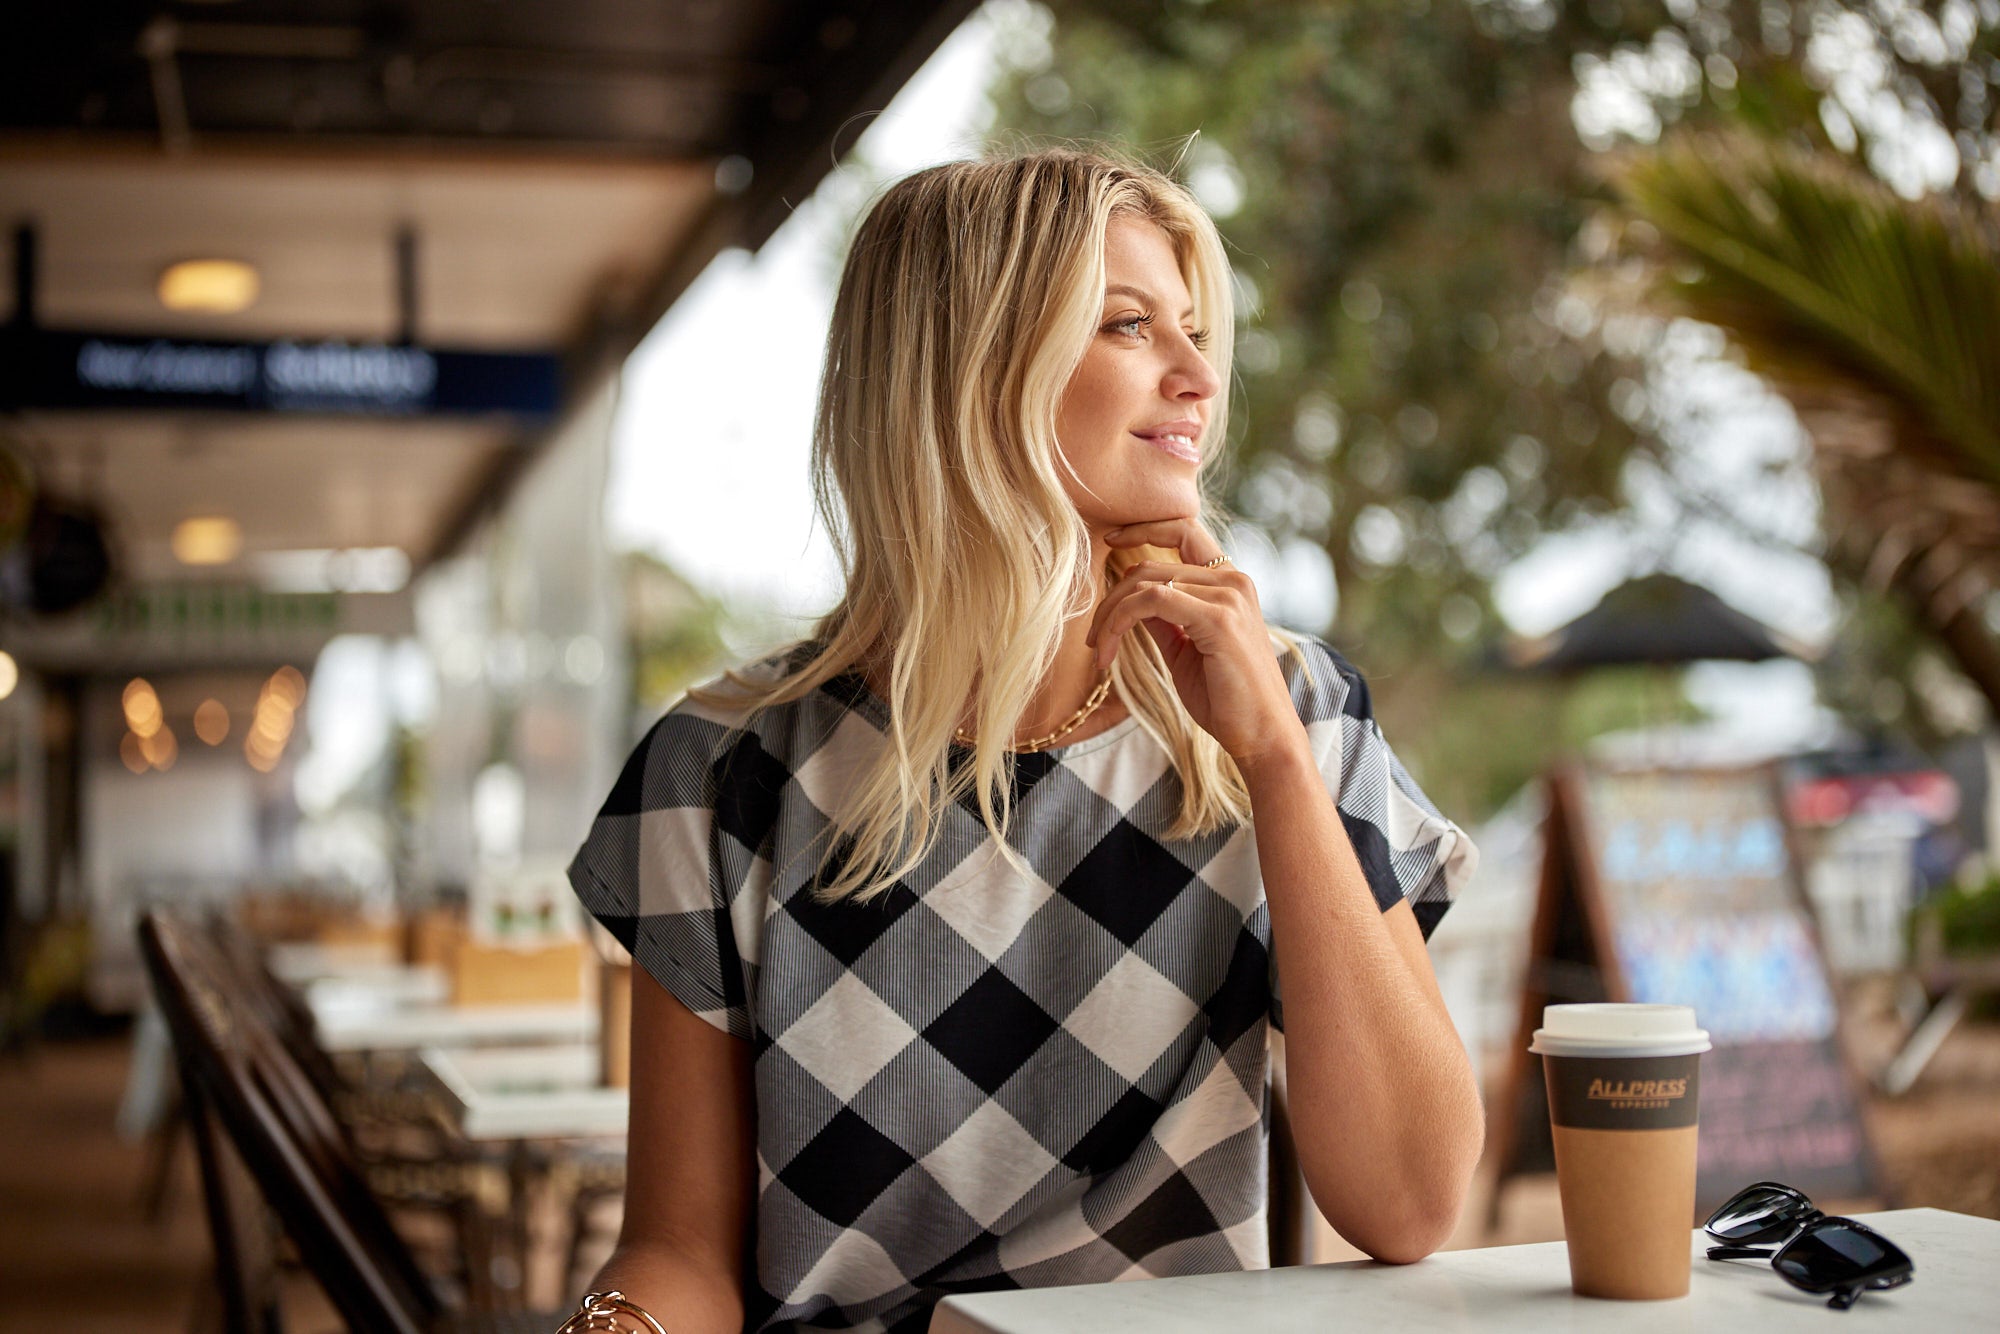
[[568, 633, 1476, 1332]]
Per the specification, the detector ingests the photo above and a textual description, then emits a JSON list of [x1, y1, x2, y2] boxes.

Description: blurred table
[[304, 968, 450, 1009], [267, 940, 409, 983], [930, 1208, 1995, 1333], [308, 992, 597, 1053], [273, 943, 605, 1310], [415, 1043, 627, 1140], [269, 943, 451, 1010], [415, 1042, 628, 1308]]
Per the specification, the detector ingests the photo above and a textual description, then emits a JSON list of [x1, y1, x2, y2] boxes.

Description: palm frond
[[1610, 134, 2000, 488]]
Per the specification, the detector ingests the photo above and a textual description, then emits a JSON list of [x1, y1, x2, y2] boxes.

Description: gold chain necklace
[[953, 670, 1114, 753]]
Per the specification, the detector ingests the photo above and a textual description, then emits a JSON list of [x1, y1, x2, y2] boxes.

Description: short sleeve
[[1289, 633, 1478, 932], [1267, 633, 1479, 1029], [567, 700, 767, 1041]]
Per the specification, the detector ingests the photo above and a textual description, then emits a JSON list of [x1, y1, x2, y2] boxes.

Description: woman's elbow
[[1313, 1145, 1480, 1266], [1353, 1205, 1459, 1266]]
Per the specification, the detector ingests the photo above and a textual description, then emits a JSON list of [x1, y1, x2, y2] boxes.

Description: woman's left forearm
[[1082, 523, 1479, 1256], [1240, 735, 1484, 1263]]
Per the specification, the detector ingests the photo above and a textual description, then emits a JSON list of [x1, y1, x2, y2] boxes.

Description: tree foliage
[[987, 0, 2000, 817], [993, 1, 1651, 662], [1616, 134, 2000, 482], [1612, 131, 2000, 722]]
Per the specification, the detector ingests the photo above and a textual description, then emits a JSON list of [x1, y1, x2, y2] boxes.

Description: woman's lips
[[1133, 430, 1201, 463]]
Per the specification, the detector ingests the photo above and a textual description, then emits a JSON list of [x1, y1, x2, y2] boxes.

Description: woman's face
[[1054, 214, 1222, 533]]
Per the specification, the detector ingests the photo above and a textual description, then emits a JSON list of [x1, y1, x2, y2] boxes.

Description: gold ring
[[1204, 555, 1230, 568]]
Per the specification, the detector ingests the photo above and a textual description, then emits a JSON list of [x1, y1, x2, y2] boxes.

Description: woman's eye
[[1106, 314, 1206, 348]]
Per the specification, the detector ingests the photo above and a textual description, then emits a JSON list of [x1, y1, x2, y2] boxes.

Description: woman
[[563, 148, 1482, 1334]]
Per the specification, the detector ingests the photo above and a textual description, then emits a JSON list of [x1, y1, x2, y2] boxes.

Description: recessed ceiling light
[[193, 698, 230, 746], [158, 259, 260, 314], [172, 516, 243, 566]]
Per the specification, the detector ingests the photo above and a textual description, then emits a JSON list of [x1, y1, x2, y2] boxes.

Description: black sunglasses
[[1704, 1182, 1915, 1310]]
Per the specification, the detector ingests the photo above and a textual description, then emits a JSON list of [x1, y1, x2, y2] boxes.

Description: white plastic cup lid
[[1529, 1003, 1711, 1057]]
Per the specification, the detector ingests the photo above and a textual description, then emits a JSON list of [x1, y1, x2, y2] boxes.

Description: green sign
[[91, 585, 341, 640]]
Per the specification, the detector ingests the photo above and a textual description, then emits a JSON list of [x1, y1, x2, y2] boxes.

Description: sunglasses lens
[[1773, 1223, 1908, 1292], [1707, 1184, 1807, 1243]]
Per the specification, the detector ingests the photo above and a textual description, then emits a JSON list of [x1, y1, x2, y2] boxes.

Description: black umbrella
[[1502, 572, 1814, 673]]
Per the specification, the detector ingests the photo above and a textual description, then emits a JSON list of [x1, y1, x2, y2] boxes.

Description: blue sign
[[0, 328, 561, 419]]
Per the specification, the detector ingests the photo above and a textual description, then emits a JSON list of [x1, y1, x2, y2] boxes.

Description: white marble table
[[930, 1208, 1992, 1332], [308, 993, 598, 1053], [268, 944, 451, 1009], [415, 1042, 628, 1141], [266, 940, 406, 983], [300, 967, 450, 1010]]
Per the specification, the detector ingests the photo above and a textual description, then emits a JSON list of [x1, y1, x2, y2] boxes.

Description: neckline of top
[[810, 648, 1144, 760]]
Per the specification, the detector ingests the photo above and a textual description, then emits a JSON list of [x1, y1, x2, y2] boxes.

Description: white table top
[[267, 940, 406, 984], [416, 1042, 629, 1141], [300, 968, 450, 1011], [930, 1208, 1994, 1333], [310, 995, 598, 1053]]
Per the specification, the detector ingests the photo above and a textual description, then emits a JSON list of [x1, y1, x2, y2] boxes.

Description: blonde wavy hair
[[690, 146, 1310, 903]]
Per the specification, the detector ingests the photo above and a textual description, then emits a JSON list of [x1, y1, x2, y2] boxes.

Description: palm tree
[[1608, 133, 2000, 712]]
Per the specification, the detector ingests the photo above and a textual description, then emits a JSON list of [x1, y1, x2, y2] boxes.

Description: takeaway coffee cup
[[1529, 1003, 1711, 1300]]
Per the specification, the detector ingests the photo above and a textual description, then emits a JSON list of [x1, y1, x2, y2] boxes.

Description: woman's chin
[[1070, 483, 1203, 538], [1110, 493, 1202, 530]]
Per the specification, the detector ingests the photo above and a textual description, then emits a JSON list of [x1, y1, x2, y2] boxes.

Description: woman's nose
[[1167, 339, 1221, 402]]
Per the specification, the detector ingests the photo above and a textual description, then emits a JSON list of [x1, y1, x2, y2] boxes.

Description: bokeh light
[[193, 698, 230, 745], [122, 679, 163, 738]]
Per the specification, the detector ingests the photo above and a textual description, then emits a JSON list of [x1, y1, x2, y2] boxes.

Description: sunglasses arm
[[1705, 1244, 1778, 1261]]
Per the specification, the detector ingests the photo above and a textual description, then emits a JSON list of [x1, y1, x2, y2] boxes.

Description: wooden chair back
[[207, 908, 353, 1109], [182, 1067, 287, 1334], [139, 909, 443, 1334]]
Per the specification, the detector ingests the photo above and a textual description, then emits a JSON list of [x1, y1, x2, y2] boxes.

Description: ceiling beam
[[0, 131, 710, 171]]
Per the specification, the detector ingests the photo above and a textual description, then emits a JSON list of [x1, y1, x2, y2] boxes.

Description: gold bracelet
[[556, 1290, 670, 1334]]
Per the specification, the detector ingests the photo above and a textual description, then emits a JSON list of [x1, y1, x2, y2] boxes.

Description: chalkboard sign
[[1488, 764, 1881, 1222]]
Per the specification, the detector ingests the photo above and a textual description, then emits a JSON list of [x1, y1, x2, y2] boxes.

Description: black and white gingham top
[[568, 633, 1476, 1332]]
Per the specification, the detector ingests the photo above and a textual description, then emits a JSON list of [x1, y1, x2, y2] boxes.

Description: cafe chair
[[209, 908, 445, 1153], [1265, 1031, 1310, 1267], [559, 1143, 628, 1296], [207, 907, 506, 1299], [139, 908, 562, 1333]]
